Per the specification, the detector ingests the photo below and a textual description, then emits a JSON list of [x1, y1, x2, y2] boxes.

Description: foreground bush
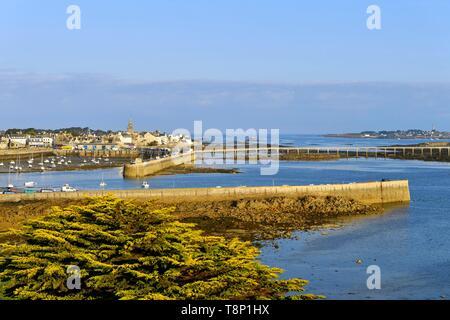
[[0, 196, 318, 300]]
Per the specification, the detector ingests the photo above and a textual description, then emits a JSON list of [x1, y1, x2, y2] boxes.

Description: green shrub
[[0, 196, 319, 300]]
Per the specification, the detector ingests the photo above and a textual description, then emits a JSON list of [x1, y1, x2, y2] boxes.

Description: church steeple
[[127, 119, 134, 134]]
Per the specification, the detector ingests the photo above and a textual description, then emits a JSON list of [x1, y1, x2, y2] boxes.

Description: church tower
[[127, 119, 134, 134]]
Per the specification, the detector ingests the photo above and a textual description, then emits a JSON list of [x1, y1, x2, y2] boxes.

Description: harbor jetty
[[0, 180, 411, 206]]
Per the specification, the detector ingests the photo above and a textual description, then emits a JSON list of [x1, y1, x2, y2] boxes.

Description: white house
[[28, 136, 54, 147], [117, 132, 133, 145], [9, 136, 28, 146]]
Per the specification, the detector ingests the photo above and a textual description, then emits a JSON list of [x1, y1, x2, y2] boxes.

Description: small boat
[[142, 181, 150, 189], [24, 181, 37, 188], [40, 166, 45, 172], [7, 183, 14, 188], [0, 163, 3, 166], [99, 174, 107, 188], [10, 161, 15, 165], [61, 184, 77, 192]]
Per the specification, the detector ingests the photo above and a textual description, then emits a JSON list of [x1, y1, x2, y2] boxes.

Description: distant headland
[[324, 129, 450, 140]]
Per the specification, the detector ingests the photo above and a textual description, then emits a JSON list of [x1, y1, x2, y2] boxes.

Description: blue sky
[[1, 1, 449, 133]]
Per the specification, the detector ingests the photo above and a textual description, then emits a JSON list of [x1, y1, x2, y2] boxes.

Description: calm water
[[1, 135, 449, 299]]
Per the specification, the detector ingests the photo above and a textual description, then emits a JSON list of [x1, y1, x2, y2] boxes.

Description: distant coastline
[[324, 129, 450, 140]]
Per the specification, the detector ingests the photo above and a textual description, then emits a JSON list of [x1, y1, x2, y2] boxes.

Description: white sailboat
[[99, 174, 107, 188], [39, 153, 45, 172], [7, 167, 14, 188]]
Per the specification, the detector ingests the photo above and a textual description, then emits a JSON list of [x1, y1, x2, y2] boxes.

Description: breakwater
[[0, 180, 410, 205], [123, 152, 195, 178], [54, 149, 139, 158]]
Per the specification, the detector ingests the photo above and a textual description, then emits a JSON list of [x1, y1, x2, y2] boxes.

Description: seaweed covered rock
[[173, 195, 383, 240]]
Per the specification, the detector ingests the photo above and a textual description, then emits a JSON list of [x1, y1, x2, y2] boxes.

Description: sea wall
[[0, 180, 410, 205], [0, 148, 54, 161], [54, 149, 139, 158], [122, 152, 195, 178]]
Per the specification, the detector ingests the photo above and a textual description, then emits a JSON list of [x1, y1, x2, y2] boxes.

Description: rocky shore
[[166, 196, 382, 241], [154, 164, 240, 176], [0, 195, 383, 241]]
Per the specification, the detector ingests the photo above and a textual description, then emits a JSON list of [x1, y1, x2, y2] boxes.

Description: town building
[[28, 136, 54, 148]]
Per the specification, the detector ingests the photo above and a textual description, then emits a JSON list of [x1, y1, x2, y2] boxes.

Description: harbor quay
[[0, 180, 411, 206]]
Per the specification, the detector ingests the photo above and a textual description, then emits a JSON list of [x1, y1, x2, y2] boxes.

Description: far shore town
[[0, 120, 193, 152]]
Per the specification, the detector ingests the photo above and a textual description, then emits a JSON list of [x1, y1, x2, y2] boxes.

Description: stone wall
[[0, 180, 410, 205], [123, 152, 195, 178]]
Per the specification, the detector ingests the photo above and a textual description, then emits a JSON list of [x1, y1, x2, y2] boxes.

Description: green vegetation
[[4, 127, 111, 137], [0, 196, 319, 300]]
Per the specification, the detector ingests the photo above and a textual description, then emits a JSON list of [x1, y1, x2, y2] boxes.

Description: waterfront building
[[28, 136, 54, 148], [76, 143, 119, 151], [8, 136, 28, 148]]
